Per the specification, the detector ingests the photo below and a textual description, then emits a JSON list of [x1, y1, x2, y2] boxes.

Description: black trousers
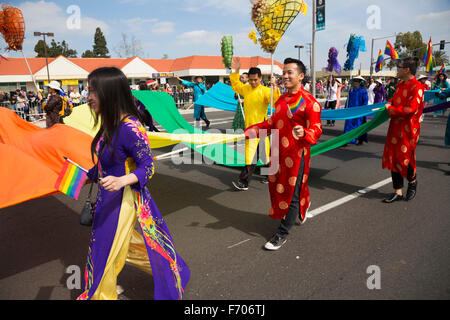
[[239, 138, 268, 187], [325, 100, 336, 125], [391, 165, 416, 190], [276, 153, 306, 237]]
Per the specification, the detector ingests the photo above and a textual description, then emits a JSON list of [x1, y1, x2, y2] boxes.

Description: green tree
[[387, 31, 427, 69], [34, 39, 77, 58], [82, 27, 110, 58], [34, 40, 49, 57], [81, 50, 96, 58], [434, 50, 449, 68]]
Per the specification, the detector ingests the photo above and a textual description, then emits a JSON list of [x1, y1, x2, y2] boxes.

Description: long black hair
[[88, 67, 143, 163]]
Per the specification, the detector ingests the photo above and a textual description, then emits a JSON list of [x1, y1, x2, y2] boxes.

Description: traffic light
[[440, 40, 445, 51]]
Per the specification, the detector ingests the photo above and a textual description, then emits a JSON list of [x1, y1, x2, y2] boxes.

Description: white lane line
[[308, 178, 392, 218], [227, 239, 251, 249], [226, 178, 392, 249]]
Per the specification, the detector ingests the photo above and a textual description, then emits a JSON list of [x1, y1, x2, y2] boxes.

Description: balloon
[[0, 5, 25, 51]]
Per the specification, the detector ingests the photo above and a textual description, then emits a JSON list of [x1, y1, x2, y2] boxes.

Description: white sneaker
[[116, 285, 124, 295], [264, 234, 287, 251]]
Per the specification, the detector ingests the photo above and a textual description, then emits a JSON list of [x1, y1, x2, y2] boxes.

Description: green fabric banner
[[132, 90, 390, 165]]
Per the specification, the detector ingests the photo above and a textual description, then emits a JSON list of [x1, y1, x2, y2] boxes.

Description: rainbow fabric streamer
[[423, 38, 434, 74], [54, 157, 88, 200], [375, 49, 384, 73], [385, 41, 399, 60], [438, 63, 446, 74]]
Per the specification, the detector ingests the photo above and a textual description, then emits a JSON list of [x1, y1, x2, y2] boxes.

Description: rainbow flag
[[288, 94, 306, 114], [375, 49, 384, 73], [438, 63, 446, 74], [54, 158, 88, 200], [424, 38, 434, 74], [385, 41, 399, 60]]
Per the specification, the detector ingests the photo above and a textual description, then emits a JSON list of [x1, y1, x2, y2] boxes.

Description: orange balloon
[[0, 5, 25, 51]]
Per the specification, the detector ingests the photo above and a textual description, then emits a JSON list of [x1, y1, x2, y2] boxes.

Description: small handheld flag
[[385, 41, 399, 60], [438, 63, 446, 74], [54, 157, 88, 200], [375, 49, 384, 73]]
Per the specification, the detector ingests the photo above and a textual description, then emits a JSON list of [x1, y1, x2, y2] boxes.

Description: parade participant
[[367, 78, 376, 105], [386, 77, 398, 101], [136, 81, 159, 132], [382, 58, 425, 203], [43, 81, 63, 128], [244, 58, 322, 250], [335, 78, 343, 108], [230, 57, 280, 191], [78, 67, 189, 300], [343, 76, 369, 145], [417, 75, 430, 90], [432, 73, 449, 117], [324, 76, 338, 127], [373, 79, 386, 104], [176, 75, 210, 129], [231, 72, 249, 131]]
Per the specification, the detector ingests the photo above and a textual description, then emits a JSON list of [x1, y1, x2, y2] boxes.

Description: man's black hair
[[248, 67, 262, 78], [284, 58, 306, 75], [399, 57, 420, 76]]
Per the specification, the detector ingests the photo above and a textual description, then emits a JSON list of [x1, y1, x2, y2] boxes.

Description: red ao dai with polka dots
[[245, 89, 322, 220], [382, 78, 426, 178]]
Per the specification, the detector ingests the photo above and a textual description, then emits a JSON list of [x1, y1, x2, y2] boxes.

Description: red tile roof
[[0, 55, 283, 76]]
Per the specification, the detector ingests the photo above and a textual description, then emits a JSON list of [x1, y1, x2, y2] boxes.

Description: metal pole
[[270, 53, 274, 116], [21, 50, 39, 91], [370, 38, 375, 78], [43, 34, 50, 83], [312, 0, 316, 98]]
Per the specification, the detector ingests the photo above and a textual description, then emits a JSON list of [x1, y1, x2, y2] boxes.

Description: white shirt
[[326, 83, 338, 101], [368, 83, 376, 105]]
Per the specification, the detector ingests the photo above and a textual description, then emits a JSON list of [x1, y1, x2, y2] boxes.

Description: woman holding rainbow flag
[[77, 67, 190, 300]]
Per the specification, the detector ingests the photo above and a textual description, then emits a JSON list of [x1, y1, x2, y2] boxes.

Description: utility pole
[[295, 45, 304, 61], [312, 1, 316, 98], [34, 32, 54, 84], [307, 43, 312, 76], [370, 34, 396, 78]]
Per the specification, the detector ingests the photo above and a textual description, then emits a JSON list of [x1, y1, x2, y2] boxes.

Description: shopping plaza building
[[0, 55, 284, 93]]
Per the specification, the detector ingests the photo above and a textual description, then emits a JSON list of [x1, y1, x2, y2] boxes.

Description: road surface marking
[[227, 239, 251, 249], [308, 178, 392, 218]]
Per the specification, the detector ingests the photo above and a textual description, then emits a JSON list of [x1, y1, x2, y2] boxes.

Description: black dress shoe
[[383, 193, 404, 203], [405, 181, 417, 201]]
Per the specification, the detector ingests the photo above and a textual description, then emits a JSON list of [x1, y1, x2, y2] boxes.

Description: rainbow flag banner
[[424, 38, 434, 74], [438, 63, 446, 74], [385, 40, 399, 60], [375, 49, 384, 73], [54, 157, 88, 200]]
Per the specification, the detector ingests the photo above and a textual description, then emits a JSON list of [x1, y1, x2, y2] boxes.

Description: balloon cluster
[[0, 4, 25, 51]]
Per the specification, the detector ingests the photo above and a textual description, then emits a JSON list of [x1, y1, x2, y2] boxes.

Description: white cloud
[[181, 0, 251, 14], [19, 1, 109, 36], [175, 30, 222, 46], [121, 17, 175, 35]]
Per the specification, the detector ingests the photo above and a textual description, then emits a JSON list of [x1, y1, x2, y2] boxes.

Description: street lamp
[[295, 45, 304, 61], [370, 34, 396, 78], [34, 32, 54, 84]]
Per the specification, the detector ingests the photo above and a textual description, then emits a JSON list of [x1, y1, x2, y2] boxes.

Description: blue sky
[[3, 0, 450, 70]]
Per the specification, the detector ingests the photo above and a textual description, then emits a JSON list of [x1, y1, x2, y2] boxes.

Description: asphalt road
[[1, 107, 449, 300]]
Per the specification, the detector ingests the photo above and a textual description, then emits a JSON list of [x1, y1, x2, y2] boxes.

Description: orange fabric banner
[[0, 108, 95, 209]]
